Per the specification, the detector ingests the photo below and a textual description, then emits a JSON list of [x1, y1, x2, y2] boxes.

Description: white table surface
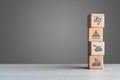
[[0, 64, 119, 80]]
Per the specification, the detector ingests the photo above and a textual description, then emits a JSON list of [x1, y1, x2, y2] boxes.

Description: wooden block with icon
[[88, 28, 103, 41], [88, 13, 105, 28], [88, 41, 105, 55], [89, 55, 104, 69]]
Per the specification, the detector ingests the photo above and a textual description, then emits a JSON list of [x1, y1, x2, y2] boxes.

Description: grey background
[[0, 0, 119, 64]]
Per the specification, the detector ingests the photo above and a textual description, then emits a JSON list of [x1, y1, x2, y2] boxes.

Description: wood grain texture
[[89, 13, 105, 28], [88, 41, 105, 55], [88, 28, 103, 41], [89, 55, 104, 69]]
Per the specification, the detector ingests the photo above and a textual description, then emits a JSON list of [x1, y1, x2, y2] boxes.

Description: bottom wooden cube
[[89, 55, 104, 69]]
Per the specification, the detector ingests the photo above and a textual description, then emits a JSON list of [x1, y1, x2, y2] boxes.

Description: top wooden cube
[[88, 13, 105, 28]]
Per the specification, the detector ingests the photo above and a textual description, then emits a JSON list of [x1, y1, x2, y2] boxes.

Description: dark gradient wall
[[0, 0, 119, 63]]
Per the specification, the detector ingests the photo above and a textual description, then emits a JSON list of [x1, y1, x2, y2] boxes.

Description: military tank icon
[[92, 58, 101, 66], [92, 30, 100, 39], [93, 44, 102, 52]]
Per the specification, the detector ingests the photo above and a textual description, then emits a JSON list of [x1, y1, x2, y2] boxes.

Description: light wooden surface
[[0, 64, 119, 80], [89, 41, 105, 55], [88, 28, 103, 41], [89, 56, 103, 69], [89, 13, 105, 28]]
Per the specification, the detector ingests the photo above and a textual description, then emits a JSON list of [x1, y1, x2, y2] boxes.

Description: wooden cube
[[89, 42, 105, 55], [89, 55, 104, 69], [88, 28, 103, 41], [88, 13, 105, 28]]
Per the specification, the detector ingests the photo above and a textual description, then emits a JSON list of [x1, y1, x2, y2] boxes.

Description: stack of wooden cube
[[88, 13, 105, 69]]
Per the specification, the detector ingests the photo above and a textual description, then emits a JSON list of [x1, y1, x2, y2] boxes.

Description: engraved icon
[[93, 44, 102, 52], [94, 16, 101, 25], [92, 58, 101, 66], [92, 30, 100, 39]]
